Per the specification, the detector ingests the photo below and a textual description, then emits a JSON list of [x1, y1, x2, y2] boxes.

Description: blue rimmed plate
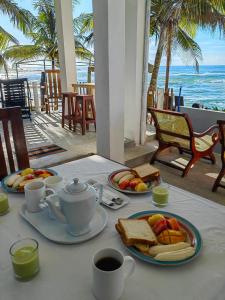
[[123, 210, 202, 266], [1, 168, 57, 193]]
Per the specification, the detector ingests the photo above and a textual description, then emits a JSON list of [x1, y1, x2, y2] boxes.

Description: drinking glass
[[152, 183, 169, 207], [9, 238, 39, 280], [0, 193, 9, 215]]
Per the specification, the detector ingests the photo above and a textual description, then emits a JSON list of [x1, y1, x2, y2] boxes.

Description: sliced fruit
[[157, 229, 186, 245], [12, 176, 25, 189], [152, 219, 168, 235], [129, 178, 143, 190], [21, 168, 34, 176], [25, 174, 35, 180], [33, 169, 46, 176], [167, 218, 180, 231], [118, 174, 135, 185], [135, 182, 148, 192], [6, 174, 20, 186], [119, 179, 130, 190], [38, 173, 51, 178], [148, 214, 165, 226], [113, 171, 131, 183]]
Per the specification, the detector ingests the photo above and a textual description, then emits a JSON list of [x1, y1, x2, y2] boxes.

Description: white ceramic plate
[[20, 203, 108, 244]]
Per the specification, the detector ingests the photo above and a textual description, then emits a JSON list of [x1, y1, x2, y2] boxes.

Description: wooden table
[[1, 155, 225, 300]]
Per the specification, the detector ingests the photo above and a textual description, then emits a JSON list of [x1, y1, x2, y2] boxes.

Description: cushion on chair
[[194, 135, 214, 152]]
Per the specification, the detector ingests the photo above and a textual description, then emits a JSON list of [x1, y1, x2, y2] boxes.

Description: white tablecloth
[[1, 155, 225, 300]]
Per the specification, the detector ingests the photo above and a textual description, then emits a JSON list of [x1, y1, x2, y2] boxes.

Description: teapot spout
[[45, 195, 66, 223]]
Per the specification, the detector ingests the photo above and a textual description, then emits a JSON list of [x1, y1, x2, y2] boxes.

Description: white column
[[54, 0, 77, 92], [93, 0, 125, 163], [125, 0, 146, 144]]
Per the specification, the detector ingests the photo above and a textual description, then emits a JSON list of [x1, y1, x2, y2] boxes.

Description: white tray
[[20, 203, 108, 244]]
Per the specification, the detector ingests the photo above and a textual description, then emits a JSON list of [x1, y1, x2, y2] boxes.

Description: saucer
[[20, 204, 108, 244]]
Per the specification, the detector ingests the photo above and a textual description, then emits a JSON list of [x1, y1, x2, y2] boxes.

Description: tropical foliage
[[149, 0, 225, 92], [2, 0, 93, 69], [0, 0, 33, 75]]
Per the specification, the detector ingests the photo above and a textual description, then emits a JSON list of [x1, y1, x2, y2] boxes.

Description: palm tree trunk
[[149, 29, 165, 92], [165, 20, 173, 91]]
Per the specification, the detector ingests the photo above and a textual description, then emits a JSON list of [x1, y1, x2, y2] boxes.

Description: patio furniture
[[1, 155, 225, 300], [43, 70, 62, 114], [212, 120, 225, 192], [61, 92, 77, 130], [0, 78, 32, 120], [0, 107, 29, 180], [149, 108, 219, 177], [72, 82, 95, 96], [74, 95, 96, 135]]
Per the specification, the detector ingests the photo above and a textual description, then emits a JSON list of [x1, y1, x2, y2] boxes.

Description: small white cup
[[44, 176, 64, 192], [92, 248, 135, 300], [24, 181, 54, 213]]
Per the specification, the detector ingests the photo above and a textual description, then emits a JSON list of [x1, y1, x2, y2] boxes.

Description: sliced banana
[[118, 174, 135, 185], [6, 174, 20, 186], [154, 246, 195, 261], [149, 242, 190, 256], [12, 176, 25, 189], [113, 171, 131, 183]]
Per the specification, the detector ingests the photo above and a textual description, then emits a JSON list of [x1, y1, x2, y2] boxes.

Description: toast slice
[[116, 218, 157, 246]]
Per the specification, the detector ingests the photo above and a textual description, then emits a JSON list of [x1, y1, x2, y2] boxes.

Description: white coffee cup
[[44, 175, 64, 192], [24, 181, 55, 213], [92, 248, 135, 300]]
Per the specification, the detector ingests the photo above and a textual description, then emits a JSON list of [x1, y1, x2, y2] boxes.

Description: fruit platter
[[108, 169, 160, 194], [115, 210, 202, 266], [2, 168, 57, 193]]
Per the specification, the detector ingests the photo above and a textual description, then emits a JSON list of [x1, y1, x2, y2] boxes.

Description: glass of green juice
[[9, 238, 39, 280], [0, 193, 9, 215], [152, 183, 169, 207]]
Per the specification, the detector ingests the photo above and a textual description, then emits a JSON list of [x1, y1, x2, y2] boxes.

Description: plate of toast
[[108, 166, 160, 194], [115, 210, 202, 266], [2, 168, 57, 193]]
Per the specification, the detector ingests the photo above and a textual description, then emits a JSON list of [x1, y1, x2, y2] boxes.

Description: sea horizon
[[0, 64, 225, 110]]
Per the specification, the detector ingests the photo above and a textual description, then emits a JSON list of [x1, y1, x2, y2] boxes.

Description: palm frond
[[0, 1, 32, 33], [4, 44, 44, 62], [175, 26, 202, 72], [0, 26, 18, 48]]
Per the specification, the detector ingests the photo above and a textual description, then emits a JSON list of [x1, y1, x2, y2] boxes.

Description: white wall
[[180, 107, 225, 153], [125, 0, 146, 144], [54, 0, 76, 92], [93, 0, 125, 163]]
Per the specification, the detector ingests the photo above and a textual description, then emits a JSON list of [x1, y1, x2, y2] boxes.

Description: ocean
[[157, 65, 225, 110], [2, 65, 225, 110]]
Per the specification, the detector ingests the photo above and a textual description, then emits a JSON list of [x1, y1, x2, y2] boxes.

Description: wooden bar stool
[[74, 95, 96, 135], [61, 92, 77, 130]]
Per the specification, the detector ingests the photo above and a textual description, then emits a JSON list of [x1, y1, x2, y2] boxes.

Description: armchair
[[149, 108, 219, 177]]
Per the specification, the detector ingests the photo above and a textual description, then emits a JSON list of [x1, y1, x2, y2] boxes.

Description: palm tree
[[4, 0, 93, 69], [149, 0, 225, 93], [0, 0, 32, 37]]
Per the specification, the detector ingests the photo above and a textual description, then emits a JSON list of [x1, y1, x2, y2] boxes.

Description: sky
[[1, 0, 225, 66]]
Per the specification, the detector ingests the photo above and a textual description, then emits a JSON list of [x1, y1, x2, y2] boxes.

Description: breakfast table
[[1, 155, 225, 300]]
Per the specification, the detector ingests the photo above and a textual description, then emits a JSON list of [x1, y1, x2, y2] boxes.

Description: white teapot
[[46, 178, 102, 236]]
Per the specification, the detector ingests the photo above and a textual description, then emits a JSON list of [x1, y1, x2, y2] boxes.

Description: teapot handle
[[93, 183, 103, 204]]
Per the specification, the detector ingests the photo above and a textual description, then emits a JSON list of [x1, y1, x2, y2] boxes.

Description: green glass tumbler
[[10, 238, 39, 280]]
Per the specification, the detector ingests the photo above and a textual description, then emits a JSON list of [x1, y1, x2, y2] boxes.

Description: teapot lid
[[64, 178, 87, 194]]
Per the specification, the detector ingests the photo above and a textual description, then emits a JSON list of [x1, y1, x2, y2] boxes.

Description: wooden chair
[[149, 108, 219, 177], [72, 83, 95, 96], [212, 120, 225, 192], [43, 70, 62, 114], [0, 78, 32, 120], [0, 107, 30, 180]]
